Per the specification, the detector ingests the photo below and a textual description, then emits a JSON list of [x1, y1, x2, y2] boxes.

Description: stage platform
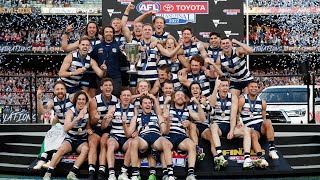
[[0, 124, 319, 179]]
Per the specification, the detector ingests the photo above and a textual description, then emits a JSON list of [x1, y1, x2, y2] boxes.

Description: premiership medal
[[144, 125, 149, 130], [221, 112, 225, 118], [250, 113, 254, 119], [78, 128, 82, 132], [178, 122, 182, 126]]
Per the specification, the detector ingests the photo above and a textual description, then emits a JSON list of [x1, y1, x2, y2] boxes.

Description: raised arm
[[133, 10, 156, 24], [37, 86, 54, 115], [204, 57, 223, 77], [157, 41, 182, 58], [178, 69, 192, 88], [61, 23, 79, 52], [91, 58, 107, 78], [188, 97, 206, 122], [209, 77, 220, 106], [58, 54, 85, 78], [124, 115, 138, 138], [101, 105, 115, 130], [149, 94, 162, 115], [232, 38, 254, 55], [150, 80, 161, 96], [121, 4, 135, 42]]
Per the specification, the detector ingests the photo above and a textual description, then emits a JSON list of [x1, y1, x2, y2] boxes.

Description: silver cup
[[124, 43, 140, 74]]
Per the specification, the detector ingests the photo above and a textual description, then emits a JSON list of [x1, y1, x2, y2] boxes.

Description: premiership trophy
[[124, 43, 140, 73]]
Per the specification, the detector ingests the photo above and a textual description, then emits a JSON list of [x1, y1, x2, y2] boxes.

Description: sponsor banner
[[136, 1, 208, 25], [199, 32, 211, 38], [0, 45, 64, 53], [0, 7, 33, 14], [252, 45, 320, 53], [223, 148, 265, 156], [212, 19, 227, 27], [107, 9, 122, 17], [245, 7, 320, 15], [117, 0, 135, 5], [156, 13, 196, 25], [2, 110, 36, 124], [252, 45, 284, 52], [41, 7, 102, 15], [283, 46, 320, 52], [103, 0, 243, 41], [136, 1, 208, 14], [214, 0, 227, 4], [223, 9, 241, 15], [224, 30, 240, 38]]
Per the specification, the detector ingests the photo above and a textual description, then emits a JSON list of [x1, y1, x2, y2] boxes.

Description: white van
[[259, 85, 320, 124]]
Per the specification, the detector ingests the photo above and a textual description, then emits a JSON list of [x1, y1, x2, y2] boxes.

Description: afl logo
[[136, 1, 160, 14]]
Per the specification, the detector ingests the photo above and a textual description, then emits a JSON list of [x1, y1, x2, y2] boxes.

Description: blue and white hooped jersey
[[137, 41, 159, 83], [220, 47, 253, 82], [66, 106, 89, 141], [168, 107, 189, 135], [53, 93, 73, 125], [110, 103, 135, 137], [212, 93, 233, 124], [241, 94, 263, 126], [94, 94, 118, 127], [61, 51, 91, 88], [136, 113, 161, 136]]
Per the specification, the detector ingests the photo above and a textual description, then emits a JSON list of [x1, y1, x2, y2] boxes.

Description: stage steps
[[0, 124, 319, 178]]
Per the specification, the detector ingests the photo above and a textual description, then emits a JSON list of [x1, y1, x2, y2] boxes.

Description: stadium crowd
[[249, 0, 320, 7], [248, 15, 320, 46], [0, 69, 57, 111], [0, 15, 102, 48]]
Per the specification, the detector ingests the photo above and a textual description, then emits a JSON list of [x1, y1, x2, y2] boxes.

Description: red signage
[[157, 1, 208, 14]]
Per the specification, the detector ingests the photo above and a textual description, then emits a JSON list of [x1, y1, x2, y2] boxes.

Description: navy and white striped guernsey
[[94, 94, 118, 127], [187, 99, 213, 125], [153, 31, 170, 42], [110, 103, 135, 137], [130, 37, 141, 44], [66, 106, 89, 141], [158, 56, 180, 74], [137, 41, 159, 84], [169, 107, 189, 135], [207, 46, 222, 63], [53, 93, 73, 125], [114, 34, 127, 46], [212, 93, 233, 124], [89, 37, 101, 53], [220, 47, 253, 82], [241, 94, 263, 126], [183, 42, 200, 60], [187, 71, 210, 97], [171, 73, 183, 91], [136, 113, 161, 136], [60, 51, 91, 88]]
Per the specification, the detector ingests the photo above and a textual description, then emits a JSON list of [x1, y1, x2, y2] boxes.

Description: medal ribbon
[[247, 96, 257, 113], [74, 108, 83, 127], [57, 97, 67, 116], [120, 103, 130, 118]]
